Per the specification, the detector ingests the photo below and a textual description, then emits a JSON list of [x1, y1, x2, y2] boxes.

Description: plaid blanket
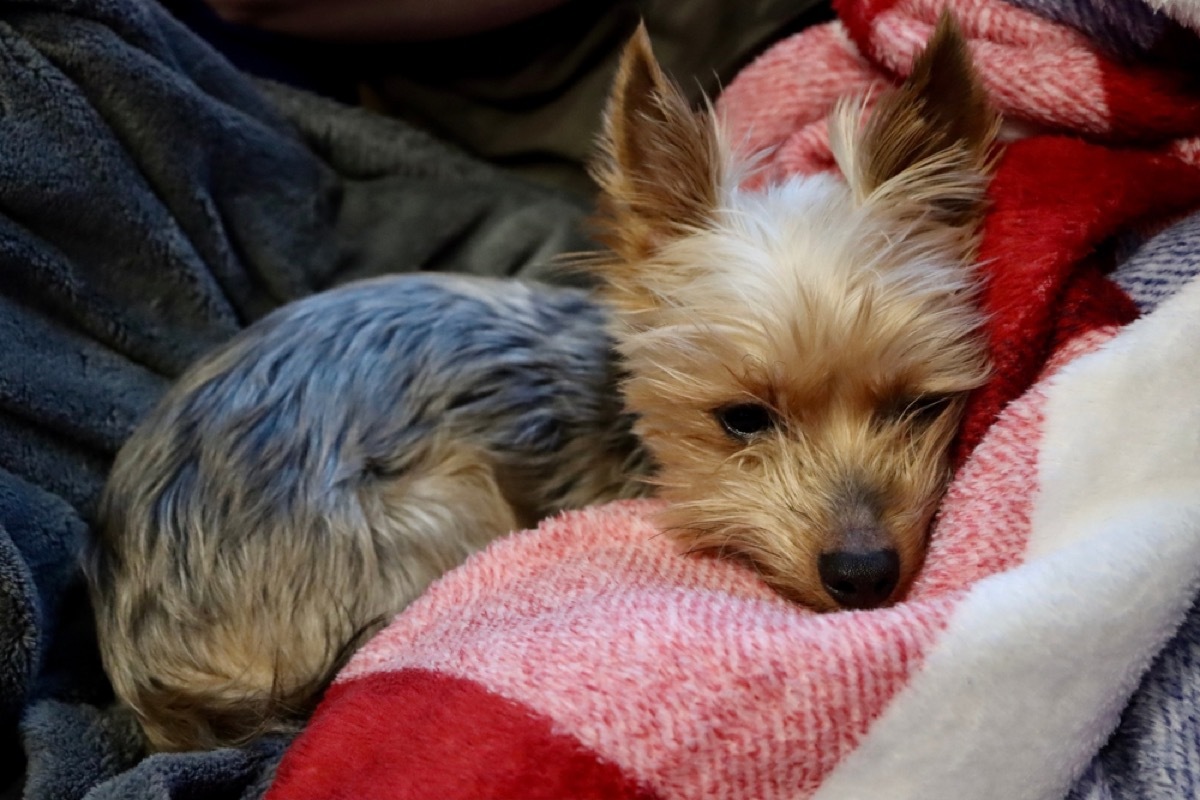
[[264, 2, 1200, 799]]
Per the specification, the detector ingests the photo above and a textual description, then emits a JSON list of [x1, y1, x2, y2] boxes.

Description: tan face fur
[[587, 14, 998, 610]]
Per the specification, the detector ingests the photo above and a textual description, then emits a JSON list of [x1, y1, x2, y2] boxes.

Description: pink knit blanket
[[267, 3, 1200, 798]]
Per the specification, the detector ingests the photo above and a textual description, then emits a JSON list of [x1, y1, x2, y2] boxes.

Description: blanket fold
[[8, 0, 1200, 798], [0, 1, 594, 797], [265, 2, 1200, 799]]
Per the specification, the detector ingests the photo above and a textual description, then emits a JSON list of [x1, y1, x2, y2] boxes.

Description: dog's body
[[88, 273, 645, 751], [89, 13, 997, 753]]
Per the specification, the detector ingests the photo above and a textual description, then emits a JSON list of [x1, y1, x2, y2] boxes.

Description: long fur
[[91, 12, 999, 752], [87, 274, 646, 751], [584, 13, 998, 610]]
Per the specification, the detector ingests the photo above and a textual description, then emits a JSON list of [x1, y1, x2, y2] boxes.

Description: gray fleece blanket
[[0, 1, 589, 797], [2, 0, 1200, 799]]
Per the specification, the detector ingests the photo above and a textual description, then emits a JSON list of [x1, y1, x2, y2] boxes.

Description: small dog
[[587, 12, 996, 612], [87, 12, 996, 753]]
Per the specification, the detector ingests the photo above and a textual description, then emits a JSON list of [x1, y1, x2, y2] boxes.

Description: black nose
[[818, 549, 900, 610]]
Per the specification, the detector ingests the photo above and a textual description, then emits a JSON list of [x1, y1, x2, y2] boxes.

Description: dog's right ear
[[590, 23, 724, 267]]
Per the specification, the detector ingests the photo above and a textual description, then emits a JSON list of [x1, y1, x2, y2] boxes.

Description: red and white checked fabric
[[718, 0, 1200, 185], [266, 292, 1200, 800], [267, 4, 1200, 798]]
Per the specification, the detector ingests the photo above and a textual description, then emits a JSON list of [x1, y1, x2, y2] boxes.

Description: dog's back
[[87, 273, 643, 751]]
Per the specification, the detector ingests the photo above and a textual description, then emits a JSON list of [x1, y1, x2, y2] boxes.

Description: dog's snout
[[818, 548, 900, 610]]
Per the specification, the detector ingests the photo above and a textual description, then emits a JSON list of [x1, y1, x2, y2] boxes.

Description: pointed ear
[[830, 11, 999, 231], [590, 22, 724, 265]]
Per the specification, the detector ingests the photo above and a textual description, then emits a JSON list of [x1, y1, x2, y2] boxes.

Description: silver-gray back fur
[[86, 273, 646, 751]]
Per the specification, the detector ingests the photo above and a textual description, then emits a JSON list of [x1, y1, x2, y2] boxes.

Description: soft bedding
[[6, 1, 1200, 798], [266, 2, 1200, 798]]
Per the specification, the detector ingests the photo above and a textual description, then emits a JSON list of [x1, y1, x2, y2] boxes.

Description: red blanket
[[266, 3, 1200, 798]]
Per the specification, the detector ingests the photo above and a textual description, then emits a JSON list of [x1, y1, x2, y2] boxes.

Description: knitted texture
[[718, 0, 1200, 187], [1114, 212, 1200, 313], [1003, 0, 1186, 60], [266, 3, 1200, 798], [268, 291, 1200, 799]]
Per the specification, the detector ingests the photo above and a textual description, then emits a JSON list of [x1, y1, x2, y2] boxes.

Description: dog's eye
[[715, 403, 775, 441], [894, 394, 954, 425]]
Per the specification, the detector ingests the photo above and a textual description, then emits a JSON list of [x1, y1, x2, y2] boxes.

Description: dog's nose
[[818, 549, 900, 610]]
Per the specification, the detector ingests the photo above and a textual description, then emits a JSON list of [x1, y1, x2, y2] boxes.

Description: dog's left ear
[[590, 22, 724, 266], [831, 11, 999, 235]]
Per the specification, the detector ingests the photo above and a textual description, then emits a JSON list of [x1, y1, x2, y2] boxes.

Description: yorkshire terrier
[[588, 12, 997, 612], [87, 12, 996, 753]]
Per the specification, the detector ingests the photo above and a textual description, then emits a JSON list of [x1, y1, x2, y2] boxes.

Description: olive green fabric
[[361, 0, 832, 198]]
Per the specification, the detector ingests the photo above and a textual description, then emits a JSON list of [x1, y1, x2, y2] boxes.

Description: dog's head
[[587, 14, 998, 610]]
